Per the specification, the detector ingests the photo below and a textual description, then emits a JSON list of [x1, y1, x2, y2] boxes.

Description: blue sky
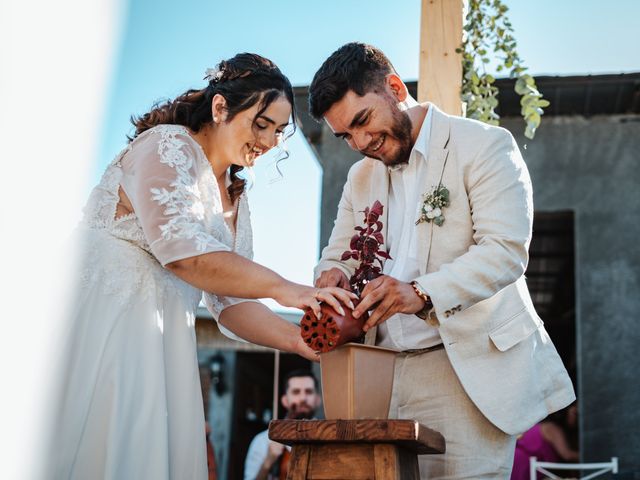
[[98, 0, 640, 309]]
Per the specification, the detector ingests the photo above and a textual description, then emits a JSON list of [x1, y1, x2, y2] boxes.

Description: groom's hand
[[353, 275, 425, 332], [315, 268, 350, 290]]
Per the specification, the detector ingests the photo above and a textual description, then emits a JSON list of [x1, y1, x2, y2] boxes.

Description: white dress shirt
[[244, 429, 291, 480], [377, 105, 441, 350]]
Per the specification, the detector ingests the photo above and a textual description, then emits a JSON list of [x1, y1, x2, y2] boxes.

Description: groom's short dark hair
[[308, 42, 397, 120]]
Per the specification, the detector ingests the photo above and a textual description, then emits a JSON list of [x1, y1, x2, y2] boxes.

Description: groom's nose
[[351, 130, 372, 151]]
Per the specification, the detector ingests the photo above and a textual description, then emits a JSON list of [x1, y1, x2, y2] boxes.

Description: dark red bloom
[[341, 201, 392, 296]]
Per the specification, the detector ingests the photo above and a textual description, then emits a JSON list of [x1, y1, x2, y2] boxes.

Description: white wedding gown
[[51, 125, 254, 479]]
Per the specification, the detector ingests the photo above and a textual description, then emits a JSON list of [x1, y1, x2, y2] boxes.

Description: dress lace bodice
[[80, 124, 255, 319]]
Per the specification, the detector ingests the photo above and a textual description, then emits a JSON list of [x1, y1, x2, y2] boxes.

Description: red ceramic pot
[[300, 302, 368, 353]]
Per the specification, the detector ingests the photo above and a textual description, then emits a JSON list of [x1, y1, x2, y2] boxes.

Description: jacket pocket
[[489, 309, 542, 352]]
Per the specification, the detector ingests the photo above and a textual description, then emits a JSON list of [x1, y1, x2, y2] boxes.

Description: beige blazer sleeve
[[314, 165, 361, 282]]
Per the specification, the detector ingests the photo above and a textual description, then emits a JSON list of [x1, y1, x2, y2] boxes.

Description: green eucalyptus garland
[[457, 0, 549, 139]]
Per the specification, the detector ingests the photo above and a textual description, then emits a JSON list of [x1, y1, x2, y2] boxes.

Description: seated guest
[[244, 370, 322, 480], [511, 402, 579, 479]]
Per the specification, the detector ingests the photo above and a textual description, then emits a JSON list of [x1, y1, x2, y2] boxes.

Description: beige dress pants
[[389, 348, 516, 479]]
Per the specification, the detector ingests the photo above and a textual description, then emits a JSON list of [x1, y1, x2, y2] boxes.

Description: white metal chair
[[530, 456, 618, 480]]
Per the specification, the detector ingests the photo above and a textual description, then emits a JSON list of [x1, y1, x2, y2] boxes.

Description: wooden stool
[[268, 419, 445, 480]]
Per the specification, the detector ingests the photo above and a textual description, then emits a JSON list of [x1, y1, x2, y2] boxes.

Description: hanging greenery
[[457, 0, 549, 139]]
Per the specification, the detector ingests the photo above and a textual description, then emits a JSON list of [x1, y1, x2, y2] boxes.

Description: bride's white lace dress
[[53, 125, 253, 479]]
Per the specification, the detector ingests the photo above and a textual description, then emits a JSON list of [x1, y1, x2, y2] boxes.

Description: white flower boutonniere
[[416, 185, 450, 227]]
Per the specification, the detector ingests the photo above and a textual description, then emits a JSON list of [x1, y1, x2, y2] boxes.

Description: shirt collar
[[387, 104, 433, 172]]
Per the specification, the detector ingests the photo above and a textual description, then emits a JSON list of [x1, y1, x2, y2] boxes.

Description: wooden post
[[272, 349, 280, 420], [418, 0, 465, 115]]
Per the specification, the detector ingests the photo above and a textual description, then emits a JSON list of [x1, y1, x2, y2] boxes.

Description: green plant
[[457, 0, 549, 139]]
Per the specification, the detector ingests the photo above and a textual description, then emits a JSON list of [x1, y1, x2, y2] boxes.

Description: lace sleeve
[[120, 125, 231, 266], [202, 293, 259, 343]]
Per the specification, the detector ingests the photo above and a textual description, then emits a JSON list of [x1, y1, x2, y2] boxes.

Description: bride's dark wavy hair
[[130, 53, 297, 203]]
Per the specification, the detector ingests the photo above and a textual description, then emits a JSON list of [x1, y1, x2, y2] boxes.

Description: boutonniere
[[416, 185, 450, 227]]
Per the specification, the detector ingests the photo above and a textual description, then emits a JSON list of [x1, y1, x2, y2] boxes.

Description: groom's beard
[[286, 402, 315, 420], [359, 104, 413, 167]]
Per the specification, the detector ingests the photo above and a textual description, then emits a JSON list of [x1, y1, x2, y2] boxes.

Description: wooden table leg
[[373, 444, 420, 480], [286, 444, 310, 480], [373, 444, 398, 480]]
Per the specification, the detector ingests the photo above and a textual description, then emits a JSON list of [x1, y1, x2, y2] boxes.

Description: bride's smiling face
[[215, 94, 292, 168]]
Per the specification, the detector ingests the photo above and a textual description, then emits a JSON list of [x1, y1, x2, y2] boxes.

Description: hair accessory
[[204, 66, 223, 83]]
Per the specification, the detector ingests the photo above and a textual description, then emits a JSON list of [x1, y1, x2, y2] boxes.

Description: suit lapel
[[416, 105, 451, 275]]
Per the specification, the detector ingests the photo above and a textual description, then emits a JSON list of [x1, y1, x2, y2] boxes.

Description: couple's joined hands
[[275, 282, 357, 320], [315, 268, 424, 332], [274, 277, 357, 362], [274, 268, 424, 361]]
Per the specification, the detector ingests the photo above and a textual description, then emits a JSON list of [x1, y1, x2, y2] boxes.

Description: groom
[[310, 43, 575, 479]]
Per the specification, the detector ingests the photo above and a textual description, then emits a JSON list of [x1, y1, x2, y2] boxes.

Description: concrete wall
[[309, 113, 640, 471]]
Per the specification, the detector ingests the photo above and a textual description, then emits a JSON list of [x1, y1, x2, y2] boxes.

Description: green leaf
[[525, 111, 541, 124], [515, 79, 529, 95], [525, 124, 536, 139], [520, 94, 537, 106], [434, 216, 445, 227], [459, 0, 544, 141], [525, 85, 540, 96]]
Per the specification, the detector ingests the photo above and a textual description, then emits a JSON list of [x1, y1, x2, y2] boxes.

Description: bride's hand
[[275, 283, 358, 320], [293, 335, 321, 362]]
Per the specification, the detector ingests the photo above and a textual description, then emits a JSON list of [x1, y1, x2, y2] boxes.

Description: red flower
[[341, 201, 392, 296]]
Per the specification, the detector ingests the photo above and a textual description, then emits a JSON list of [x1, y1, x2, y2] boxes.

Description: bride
[[50, 52, 355, 479]]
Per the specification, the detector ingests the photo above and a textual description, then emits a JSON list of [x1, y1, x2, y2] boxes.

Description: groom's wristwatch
[[410, 281, 433, 320]]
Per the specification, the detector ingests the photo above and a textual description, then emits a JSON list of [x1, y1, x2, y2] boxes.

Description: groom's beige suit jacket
[[315, 104, 575, 435]]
